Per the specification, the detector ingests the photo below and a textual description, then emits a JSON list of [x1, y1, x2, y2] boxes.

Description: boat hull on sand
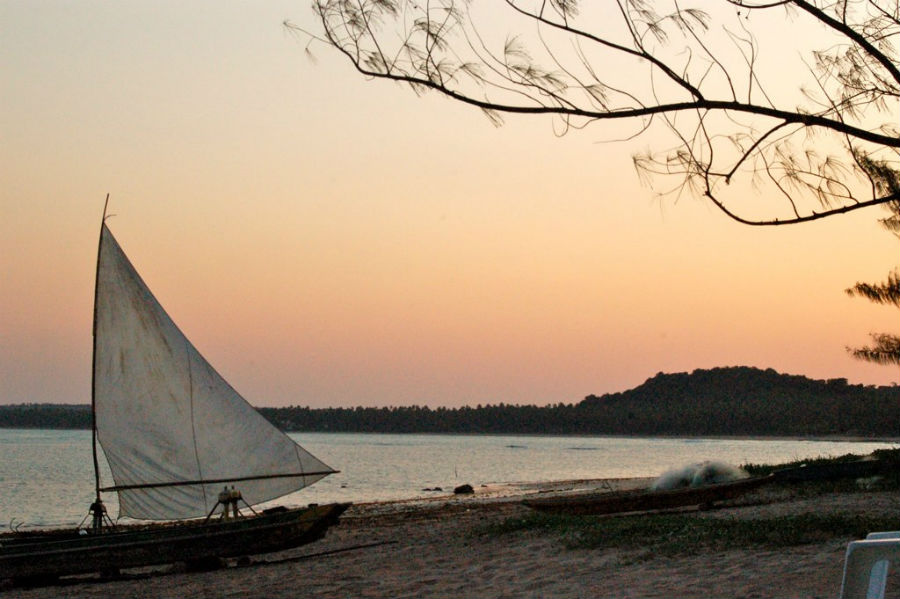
[[522, 475, 773, 516], [0, 502, 350, 583]]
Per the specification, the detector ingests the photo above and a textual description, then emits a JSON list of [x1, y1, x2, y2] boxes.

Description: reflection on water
[[0, 429, 895, 529]]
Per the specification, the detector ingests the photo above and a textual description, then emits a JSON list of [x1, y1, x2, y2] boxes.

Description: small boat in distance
[[1, 204, 348, 584]]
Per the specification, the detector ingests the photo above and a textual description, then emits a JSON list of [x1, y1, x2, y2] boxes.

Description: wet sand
[[4, 478, 898, 598]]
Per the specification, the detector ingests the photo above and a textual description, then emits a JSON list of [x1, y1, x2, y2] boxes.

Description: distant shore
[[5, 477, 894, 599], [3, 364, 899, 438]]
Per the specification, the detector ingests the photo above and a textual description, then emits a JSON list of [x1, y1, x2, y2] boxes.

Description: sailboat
[[0, 209, 349, 583]]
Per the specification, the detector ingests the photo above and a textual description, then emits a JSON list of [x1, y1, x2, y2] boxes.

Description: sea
[[1, 429, 895, 530]]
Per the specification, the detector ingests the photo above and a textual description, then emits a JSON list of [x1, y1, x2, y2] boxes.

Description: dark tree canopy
[[295, 0, 900, 226]]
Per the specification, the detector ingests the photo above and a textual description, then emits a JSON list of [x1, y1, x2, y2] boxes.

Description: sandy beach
[[4, 478, 898, 599]]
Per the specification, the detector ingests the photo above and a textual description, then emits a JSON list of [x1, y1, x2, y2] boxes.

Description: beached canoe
[[0, 503, 350, 582], [522, 475, 774, 516]]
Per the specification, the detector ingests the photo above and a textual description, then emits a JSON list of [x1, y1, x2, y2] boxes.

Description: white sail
[[93, 224, 334, 520]]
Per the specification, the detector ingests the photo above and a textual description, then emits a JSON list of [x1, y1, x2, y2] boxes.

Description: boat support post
[[78, 497, 114, 532]]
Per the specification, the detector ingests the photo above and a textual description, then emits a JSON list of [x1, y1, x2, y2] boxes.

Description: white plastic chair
[[840, 532, 900, 599]]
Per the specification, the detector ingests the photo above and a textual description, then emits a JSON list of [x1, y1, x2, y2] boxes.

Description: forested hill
[[1, 367, 897, 437]]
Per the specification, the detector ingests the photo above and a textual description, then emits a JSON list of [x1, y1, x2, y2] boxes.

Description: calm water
[[0, 429, 895, 530]]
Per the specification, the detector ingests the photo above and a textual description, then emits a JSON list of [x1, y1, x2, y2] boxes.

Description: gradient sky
[[1, 1, 897, 409]]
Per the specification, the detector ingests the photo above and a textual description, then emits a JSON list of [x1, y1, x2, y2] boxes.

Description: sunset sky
[[2, 1, 897, 409]]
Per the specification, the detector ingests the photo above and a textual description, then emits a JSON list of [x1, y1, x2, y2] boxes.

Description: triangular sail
[[93, 224, 334, 520]]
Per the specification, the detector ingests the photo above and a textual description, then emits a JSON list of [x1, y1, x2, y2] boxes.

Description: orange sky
[[1, 1, 897, 408]]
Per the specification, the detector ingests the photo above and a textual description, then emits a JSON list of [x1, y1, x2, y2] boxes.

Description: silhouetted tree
[[846, 160, 900, 365]]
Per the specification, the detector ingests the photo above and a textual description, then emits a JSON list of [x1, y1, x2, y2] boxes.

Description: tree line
[[1, 367, 897, 437]]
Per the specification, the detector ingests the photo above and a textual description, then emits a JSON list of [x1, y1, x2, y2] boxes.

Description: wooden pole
[[90, 194, 110, 525]]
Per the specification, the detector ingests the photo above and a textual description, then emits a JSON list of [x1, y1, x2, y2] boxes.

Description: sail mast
[[90, 194, 110, 504]]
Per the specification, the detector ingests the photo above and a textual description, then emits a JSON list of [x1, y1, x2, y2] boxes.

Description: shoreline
[[5, 477, 895, 598]]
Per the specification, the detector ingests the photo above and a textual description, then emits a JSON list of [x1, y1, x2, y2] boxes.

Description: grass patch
[[486, 512, 900, 557], [743, 448, 900, 495], [742, 448, 900, 478]]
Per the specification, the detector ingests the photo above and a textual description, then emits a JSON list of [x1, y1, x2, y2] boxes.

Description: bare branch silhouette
[[294, 0, 900, 225]]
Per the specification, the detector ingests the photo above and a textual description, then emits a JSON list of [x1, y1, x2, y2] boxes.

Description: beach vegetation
[[486, 511, 900, 558], [742, 448, 900, 477], [742, 448, 900, 496]]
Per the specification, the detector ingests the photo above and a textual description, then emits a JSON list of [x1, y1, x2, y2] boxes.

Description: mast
[[89, 194, 110, 527]]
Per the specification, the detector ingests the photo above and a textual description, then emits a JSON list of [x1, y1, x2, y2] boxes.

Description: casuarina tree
[[295, 0, 899, 226], [294, 0, 899, 365]]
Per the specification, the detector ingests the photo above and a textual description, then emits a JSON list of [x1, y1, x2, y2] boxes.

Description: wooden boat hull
[[522, 476, 772, 516], [0, 502, 350, 583]]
